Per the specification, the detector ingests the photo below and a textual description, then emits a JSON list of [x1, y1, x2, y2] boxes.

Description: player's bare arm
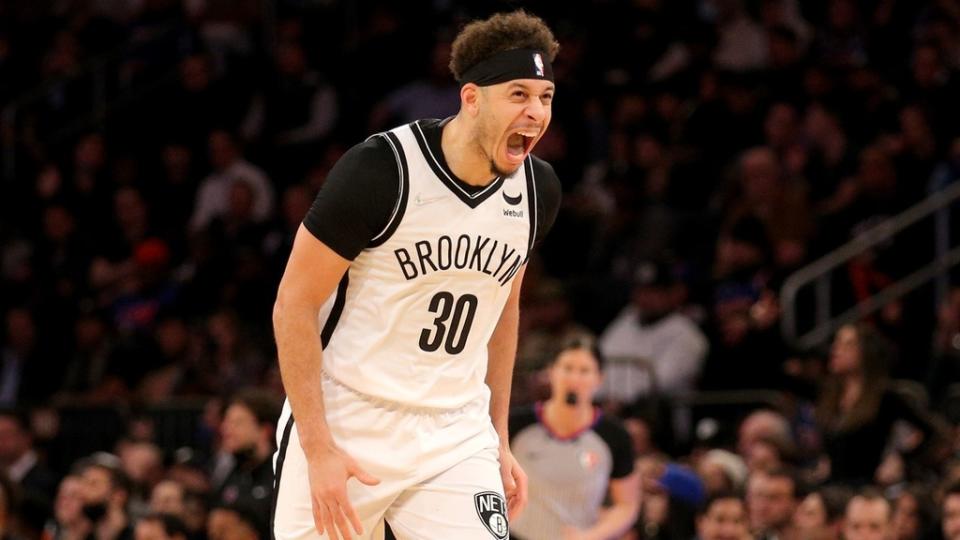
[[486, 263, 529, 521], [273, 225, 380, 540]]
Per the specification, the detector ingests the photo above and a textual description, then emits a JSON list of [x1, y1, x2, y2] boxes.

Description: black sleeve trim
[[523, 157, 538, 260], [593, 416, 636, 479], [301, 136, 399, 260], [368, 132, 409, 248], [320, 273, 349, 349], [530, 156, 562, 248]]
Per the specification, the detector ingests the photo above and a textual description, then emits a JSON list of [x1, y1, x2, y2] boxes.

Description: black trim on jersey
[[270, 414, 295, 540], [411, 120, 505, 209], [369, 132, 409, 248], [529, 156, 562, 248], [523, 157, 538, 259], [302, 136, 398, 260], [320, 273, 349, 348]]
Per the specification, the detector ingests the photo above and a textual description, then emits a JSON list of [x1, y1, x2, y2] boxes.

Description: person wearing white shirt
[[190, 130, 275, 232], [598, 261, 708, 403]]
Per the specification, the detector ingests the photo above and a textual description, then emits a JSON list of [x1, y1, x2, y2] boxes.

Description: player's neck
[[441, 114, 498, 187]]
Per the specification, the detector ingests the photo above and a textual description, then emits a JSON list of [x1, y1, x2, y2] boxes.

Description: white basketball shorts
[[272, 373, 510, 540]]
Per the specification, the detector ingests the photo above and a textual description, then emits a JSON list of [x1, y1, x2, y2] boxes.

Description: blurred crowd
[[2, 0, 960, 538]]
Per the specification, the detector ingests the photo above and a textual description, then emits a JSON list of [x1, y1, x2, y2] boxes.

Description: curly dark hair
[[449, 10, 559, 82]]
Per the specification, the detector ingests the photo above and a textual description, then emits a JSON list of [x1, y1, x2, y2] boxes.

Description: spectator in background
[[891, 486, 934, 540], [179, 491, 208, 540], [0, 472, 22, 540], [116, 441, 163, 522], [746, 467, 799, 540], [58, 309, 115, 400], [43, 474, 91, 540], [723, 146, 812, 270], [843, 490, 892, 540], [77, 453, 133, 540], [737, 410, 794, 459], [65, 133, 112, 242], [792, 486, 850, 540], [815, 323, 943, 485], [132, 513, 187, 540], [263, 183, 314, 281], [598, 260, 708, 403], [205, 505, 259, 540], [368, 39, 460, 131], [0, 308, 51, 407], [695, 491, 750, 540], [703, 216, 786, 391], [944, 482, 960, 540], [929, 287, 960, 406], [213, 390, 277, 539], [146, 481, 184, 521], [155, 54, 238, 150], [199, 310, 267, 394], [242, 39, 338, 183], [145, 142, 199, 249], [514, 279, 593, 404], [0, 409, 55, 532], [711, 0, 769, 71], [632, 457, 704, 540], [189, 130, 274, 233], [510, 338, 639, 540], [697, 449, 748, 495]]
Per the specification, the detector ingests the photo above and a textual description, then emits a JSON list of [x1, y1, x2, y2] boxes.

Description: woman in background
[[816, 323, 944, 485]]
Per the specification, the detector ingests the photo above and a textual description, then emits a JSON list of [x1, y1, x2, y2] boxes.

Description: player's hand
[[306, 444, 380, 540], [498, 445, 528, 521]]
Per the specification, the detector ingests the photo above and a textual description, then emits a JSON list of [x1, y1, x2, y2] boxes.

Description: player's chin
[[492, 158, 523, 178]]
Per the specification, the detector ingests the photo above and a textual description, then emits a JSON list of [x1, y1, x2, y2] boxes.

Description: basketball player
[[272, 10, 562, 540]]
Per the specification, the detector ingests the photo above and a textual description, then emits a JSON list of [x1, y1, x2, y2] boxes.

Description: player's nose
[[524, 98, 546, 123]]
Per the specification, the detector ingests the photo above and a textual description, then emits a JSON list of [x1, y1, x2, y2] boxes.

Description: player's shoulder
[[324, 132, 402, 190], [344, 132, 397, 165]]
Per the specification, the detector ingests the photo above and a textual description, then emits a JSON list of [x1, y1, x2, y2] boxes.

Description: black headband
[[459, 48, 554, 86]]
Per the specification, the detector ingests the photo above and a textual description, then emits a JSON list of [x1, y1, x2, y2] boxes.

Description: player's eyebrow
[[508, 82, 556, 94]]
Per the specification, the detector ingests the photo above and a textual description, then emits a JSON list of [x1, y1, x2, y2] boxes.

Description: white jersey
[[317, 120, 539, 409]]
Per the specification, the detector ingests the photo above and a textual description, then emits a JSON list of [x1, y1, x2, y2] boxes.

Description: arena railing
[[780, 180, 960, 350]]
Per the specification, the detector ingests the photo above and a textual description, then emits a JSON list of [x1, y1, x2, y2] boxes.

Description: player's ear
[[461, 83, 480, 116]]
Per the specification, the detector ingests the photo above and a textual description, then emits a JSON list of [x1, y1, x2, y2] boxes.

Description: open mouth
[[506, 128, 538, 160]]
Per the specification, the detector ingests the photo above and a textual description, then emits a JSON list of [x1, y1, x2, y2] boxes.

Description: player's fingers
[[313, 499, 327, 534], [507, 492, 525, 521], [507, 468, 528, 521], [349, 463, 381, 486], [331, 500, 353, 540], [501, 463, 516, 493], [340, 493, 365, 536], [321, 500, 342, 540], [514, 465, 528, 501]]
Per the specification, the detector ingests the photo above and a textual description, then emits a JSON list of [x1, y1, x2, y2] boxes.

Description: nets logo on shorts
[[474, 491, 509, 539]]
